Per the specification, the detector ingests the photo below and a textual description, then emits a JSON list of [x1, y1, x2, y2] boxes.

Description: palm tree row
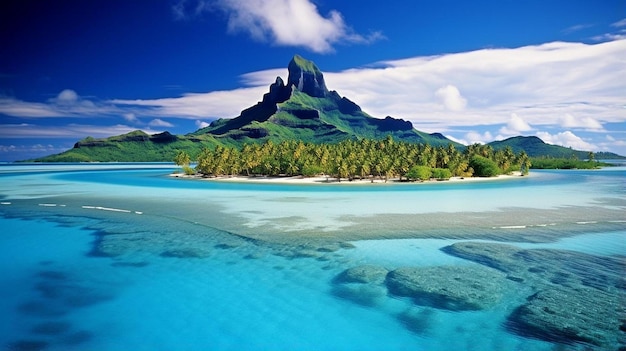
[[178, 136, 530, 181]]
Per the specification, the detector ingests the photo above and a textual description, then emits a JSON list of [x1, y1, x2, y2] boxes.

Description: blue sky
[[1, 0, 625, 161]]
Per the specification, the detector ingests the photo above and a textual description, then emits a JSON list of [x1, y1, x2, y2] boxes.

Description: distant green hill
[[32, 56, 622, 162], [488, 136, 624, 159], [37, 131, 222, 162]]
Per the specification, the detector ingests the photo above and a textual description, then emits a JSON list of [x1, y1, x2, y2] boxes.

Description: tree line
[[174, 136, 531, 181]]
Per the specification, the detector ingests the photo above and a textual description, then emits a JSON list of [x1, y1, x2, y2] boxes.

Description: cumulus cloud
[[195, 120, 210, 129], [123, 113, 140, 123], [463, 131, 494, 145], [54, 89, 79, 104], [148, 118, 174, 127], [499, 113, 532, 135], [208, 0, 383, 53], [559, 113, 604, 130], [536, 131, 598, 151], [435, 85, 467, 112]]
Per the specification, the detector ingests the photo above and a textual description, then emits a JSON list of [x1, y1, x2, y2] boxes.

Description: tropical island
[[33, 55, 622, 173], [172, 138, 529, 182]]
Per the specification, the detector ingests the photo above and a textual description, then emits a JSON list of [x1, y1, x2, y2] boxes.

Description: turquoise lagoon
[[0, 163, 624, 350]]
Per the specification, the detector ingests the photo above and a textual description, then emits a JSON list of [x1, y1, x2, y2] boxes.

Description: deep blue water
[[0, 164, 624, 351]]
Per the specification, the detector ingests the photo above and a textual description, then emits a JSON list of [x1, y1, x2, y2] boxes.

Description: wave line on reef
[[0, 202, 11, 205], [81, 205, 135, 214]]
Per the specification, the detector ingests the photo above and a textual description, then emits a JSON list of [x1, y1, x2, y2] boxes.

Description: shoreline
[[169, 172, 526, 185]]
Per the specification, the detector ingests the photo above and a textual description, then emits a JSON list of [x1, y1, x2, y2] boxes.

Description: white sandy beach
[[170, 172, 526, 184]]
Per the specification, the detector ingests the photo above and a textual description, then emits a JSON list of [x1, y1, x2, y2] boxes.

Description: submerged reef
[[386, 265, 507, 311], [332, 241, 625, 349], [334, 264, 507, 311], [334, 265, 389, 284], [443, 242, 626, 348]]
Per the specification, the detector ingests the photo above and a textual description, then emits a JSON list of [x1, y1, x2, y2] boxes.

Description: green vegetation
[[490, 136, 624, 160], [291, 54, 321, 73], [174, 150, 190, 167], [529, 157, 610, 169], [469, 155, 501, 177], [431, 168, 452, 180], [187, 137, 529, 181], [193, 88, 454, 148], [33, 131, 222, 162], [406, 166, 431, 181], [174, 150, 195, 175]]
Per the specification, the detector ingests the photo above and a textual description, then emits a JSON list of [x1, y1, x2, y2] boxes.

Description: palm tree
[[517, 151, 531, 175], [587, 151, 595, 162], [174, 150, 190, 167]]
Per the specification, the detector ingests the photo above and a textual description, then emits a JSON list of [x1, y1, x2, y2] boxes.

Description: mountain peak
[[287, 55, 329, 98]]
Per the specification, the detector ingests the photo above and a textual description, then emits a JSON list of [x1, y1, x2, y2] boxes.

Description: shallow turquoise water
[[0, 164, 624, 350]]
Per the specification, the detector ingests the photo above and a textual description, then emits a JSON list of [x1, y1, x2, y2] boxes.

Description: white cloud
[[54, 89, 79, 104], [195, 120, 210, 129], [443, 134, 467, 145], [0, 89, 116, 118], [612, 18, 626, 28], [562, 23, 593, 34], [148, 118, 174, 128], [592, 32, 626, 42], [0, 97, 64, 117], [5, 40, 625, 131], [212, 0, 383, 53], [323, 40, 626, 132], [435, 85, 467, 112], [110, 86, 267, 119], [559, 113, 604, 130], [0, 143, 67, 155], [172, 0, 215, 20], [594, 133, 626, 153], [536, 130, 598, 151], [239, 68, 287, 86], [123, 113, 140, 123], [0, 123, 163, 139], [2, 40, 625, 155], [499, 113, 532, 135], [464, 131, 494, 145], [591, 19, 626, 42]]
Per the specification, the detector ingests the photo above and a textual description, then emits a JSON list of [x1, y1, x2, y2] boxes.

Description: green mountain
[[488, 136, 624, 159], [191, 54, 453, 145], [34, 55, 458, 162]]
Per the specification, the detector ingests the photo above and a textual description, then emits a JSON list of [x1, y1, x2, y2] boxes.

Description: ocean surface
[[0, 163, 624, 351]]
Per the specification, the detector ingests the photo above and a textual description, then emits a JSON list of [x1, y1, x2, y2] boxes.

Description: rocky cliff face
[[287, 55, 329, 98], [261, 76, 291, 106]]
